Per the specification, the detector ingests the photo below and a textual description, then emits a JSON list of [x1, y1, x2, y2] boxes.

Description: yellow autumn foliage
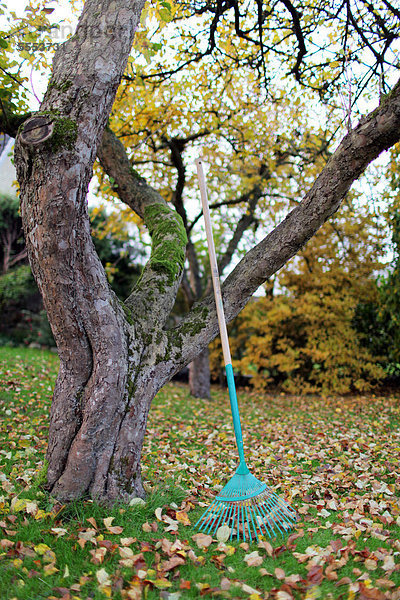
[[211, 196, 387, 395]]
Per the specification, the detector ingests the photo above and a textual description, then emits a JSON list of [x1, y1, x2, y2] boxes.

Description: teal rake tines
[[195, 157, 297, 542]]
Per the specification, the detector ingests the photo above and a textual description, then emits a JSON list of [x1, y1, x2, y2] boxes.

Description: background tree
[[0, 0, 399, 504], [214, 193, 386, 394]]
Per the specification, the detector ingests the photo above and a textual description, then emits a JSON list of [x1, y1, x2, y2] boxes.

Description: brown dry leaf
[[245, 551, 263, 567], [284, 573, 302, 585], [126, 586, 142, 600], [119, 546, 134, 559], [160, 555, 185, 572], [307, 565, 324, 585], [43, 562, 58, 576], [241, 583, 261, 595], [50, 527, 68, 538], [103, 517, 123, 535], [120, 537, 136, 546], [142, 522, 152, 532], [258, 540, 273, 556], [376, 579, 396, 588], [87, 517, 98, 529], [191, 533, 213, 549], [365, 558, 377, 570], [382, 555, 395, 571], [96, 568, 111, 585], [276, 590, 294, 600], [275, 567, 285, 580], [330, 539, 343, 553], [90, 547, 107, 565], [161, 538, 174, 556], [220, 577, 231, 591], [78, 529, 97, 548], [325, 565, 338, 581], [163, 515, 179, 532], [358, 582, 386, 600]]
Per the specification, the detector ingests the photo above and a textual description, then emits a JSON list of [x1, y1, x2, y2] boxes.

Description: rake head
[[196, 468, 297, 543]]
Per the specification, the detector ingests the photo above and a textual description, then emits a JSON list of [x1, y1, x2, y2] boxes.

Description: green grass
[[0, 346, 399, 600]]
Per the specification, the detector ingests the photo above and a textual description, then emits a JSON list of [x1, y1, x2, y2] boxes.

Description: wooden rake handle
[[195, 157, 246, 465]]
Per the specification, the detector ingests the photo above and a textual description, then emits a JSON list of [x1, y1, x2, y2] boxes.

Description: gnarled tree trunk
[[11, 0, 400, 505]]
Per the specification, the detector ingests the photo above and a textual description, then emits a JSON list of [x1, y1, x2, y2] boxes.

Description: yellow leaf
[[44, 563, 59, 576], [34, 543, 51, 555], [176, 510, 191, 526], [153, 578, 172, 589], [34, 509, 50, 520], [11, 498, 29, 513]]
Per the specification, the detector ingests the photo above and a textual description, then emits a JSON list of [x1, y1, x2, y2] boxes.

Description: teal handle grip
[[225, 363, 246, 464]]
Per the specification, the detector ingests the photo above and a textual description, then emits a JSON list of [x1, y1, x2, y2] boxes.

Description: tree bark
[[189, 347, 211, 399]]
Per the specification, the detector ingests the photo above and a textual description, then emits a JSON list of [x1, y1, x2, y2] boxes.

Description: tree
[[220, 194, 387, 394], [1, 0, 400, 504]]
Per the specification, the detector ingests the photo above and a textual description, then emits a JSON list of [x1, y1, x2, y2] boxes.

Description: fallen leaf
[[216, 524, 231, 543], [103, 517, 123, 535], [382, 555, 395, 571], [276, 591, 294, 600], [275, 567, 285, 580], [365, 559, 377, 570], [160, 555, 185, 572], [96, 567, 111, 586], [87, 517, 98, 529], [220, 577, 231, 590], [175, 510, 191, 526], [90, 547, 107, 565], [153, 578, 172, 589], [120, 537, 136, 546], [50, 527, 68, 537], [245, 551, 263, 567], [191, 533, 213, 549], [43, 562, 58, 576], [258, 540, 274, 556], [129, 497, 146, 507]]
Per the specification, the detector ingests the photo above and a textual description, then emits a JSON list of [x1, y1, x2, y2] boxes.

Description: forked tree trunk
[[189, 347, 211, 399]]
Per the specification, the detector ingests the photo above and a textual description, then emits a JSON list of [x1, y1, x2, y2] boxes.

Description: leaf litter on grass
[[0, 347, 400, 599]]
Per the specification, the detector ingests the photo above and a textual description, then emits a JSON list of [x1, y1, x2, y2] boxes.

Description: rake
[[194, 157, 297, 542]]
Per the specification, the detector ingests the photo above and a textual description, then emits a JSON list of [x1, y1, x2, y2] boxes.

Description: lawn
[[0, 346, 399, 600]]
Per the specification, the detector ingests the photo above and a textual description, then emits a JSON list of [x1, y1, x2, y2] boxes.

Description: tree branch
[[97, 126, 187, 328]]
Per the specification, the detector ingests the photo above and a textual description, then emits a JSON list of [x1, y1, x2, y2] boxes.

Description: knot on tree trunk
[[19, 113, 78, 152], [20, 115, 55, 146]]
